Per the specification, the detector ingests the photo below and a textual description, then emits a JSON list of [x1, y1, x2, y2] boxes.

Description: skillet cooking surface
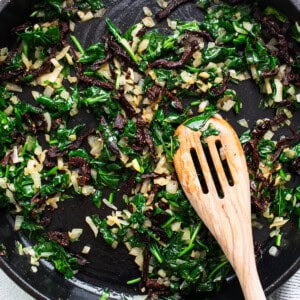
[[0, 0, 299, 299]]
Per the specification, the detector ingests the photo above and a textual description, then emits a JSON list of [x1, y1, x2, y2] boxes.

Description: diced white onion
[[143, 6, 152, 17], [68, 228, 83, 241], [82, 185, 96, 196], [85, 216, 99, 238], [102, 198, 118, 210], [171, 221, 181, 232], [269, 246, 279, 257], [77, 10, 94, 22], [81, 246, 91, 254], [14, 215, 24, 231], [166, 180, 178, 194], [56, 46, 70, 61], [46, 195, 60, 209], [274, 79, 283, 102], [5, 82, 23, 93], [22, 52, 32, 71], [263, 130, 274, 140], [43, 112, 52, 132], [93, 9, 107, 19], [237, 118, 249, 128], [138, 39, 150, 54], [88, 135, 103, 158]]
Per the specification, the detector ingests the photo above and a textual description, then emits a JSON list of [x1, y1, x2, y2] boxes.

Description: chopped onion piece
[[14, 215, 24, 231], [85, 216, 99, 238], [237, 118, 249, 128], [269, 246, 279, 257], [5, 82, 23, 93], [82, 246, 91, 254], [103, 198, 118, 210], [68, 228, 83, 241]]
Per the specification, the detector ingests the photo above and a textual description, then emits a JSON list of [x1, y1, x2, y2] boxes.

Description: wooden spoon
[[174, 117, 266, 300]]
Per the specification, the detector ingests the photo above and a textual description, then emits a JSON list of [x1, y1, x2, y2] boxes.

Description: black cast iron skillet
[[0, 0, 299, 299]]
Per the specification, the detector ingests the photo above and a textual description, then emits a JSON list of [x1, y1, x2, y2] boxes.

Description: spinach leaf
[[183, 110, 218, 131]]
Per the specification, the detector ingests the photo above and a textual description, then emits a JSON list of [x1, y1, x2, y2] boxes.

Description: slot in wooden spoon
[[174, 117, 266, 300]]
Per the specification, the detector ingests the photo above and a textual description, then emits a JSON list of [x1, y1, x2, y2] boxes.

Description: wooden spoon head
[[174, 116, 250, 202], [174, 117, 252, 265]]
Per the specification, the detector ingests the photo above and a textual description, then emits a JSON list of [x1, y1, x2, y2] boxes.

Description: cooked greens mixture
[[0, 0, 299, 298]]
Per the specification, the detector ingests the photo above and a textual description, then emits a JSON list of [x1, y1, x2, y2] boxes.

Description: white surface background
[[0, 0, 299, 298]]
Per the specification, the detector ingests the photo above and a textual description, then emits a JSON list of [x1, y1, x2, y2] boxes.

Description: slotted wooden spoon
[[174, 117, 266, 300]]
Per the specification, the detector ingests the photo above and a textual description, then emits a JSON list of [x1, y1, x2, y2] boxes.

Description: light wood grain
[[174, 117, 266, 300]]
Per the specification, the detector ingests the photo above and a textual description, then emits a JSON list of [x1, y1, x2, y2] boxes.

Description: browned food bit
[[51, 118, 64, 131], [78, 74, 115, 90], [252, 6, 291, 64], [277, 35, 290, 64], [261, 67, 279, 78], [133, 116, 156, 162], [145, 278, 170, 297], [146, 84, 163, 102], [1, 150, 14, 167], [90, 52, 112, 70], [120, 171, 137, 196], [113, 113, 127, 131], [184, 29, 214, 42], [47, 146, 68, 158], [148, 39, 199, 69], [254, 241, 263, 261], [90, 36, 113, 70], [146, 85, 183, 111], [244, 114, 287, 172], [31, 193, 47, 225], [164, 89, 184, 112], [68, 156, 91, 186], [283, 67, 300, 87], [210, 72, 230, 97], [251, 192, 269, 213], [37, 216, 52, 227], [59, 21, 69, 40], [141, 242, 151, 284], [272, 130, 299, 162], [23, 112, 49, 134], [155, 0, 194, 22], [104, 35, 136, 67], [116, 94, 136, 118], [48, 231, 70, 247], [136, 25, 149, 37], [74, 254, 87, 266]]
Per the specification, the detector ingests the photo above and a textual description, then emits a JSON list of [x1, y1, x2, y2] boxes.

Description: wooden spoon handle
[[234, 247, 266, 300]]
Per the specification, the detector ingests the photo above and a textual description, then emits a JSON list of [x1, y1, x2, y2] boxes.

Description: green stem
[[178, 223, 202, 257], [70, 35, 85, 55], [108, 192, 115, 203], [127, 277, 141, 285], [43, 166, 58, 178], [276, 234, 282, 247], [106, 18, 138, 63], [178, 243, 195, 257], [150, 242, 163, 263], [208, 260, 229, 280], [162, 216, 176, 228]]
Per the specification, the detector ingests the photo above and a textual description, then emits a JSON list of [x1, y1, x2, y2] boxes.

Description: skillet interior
[[0, 1, 299, 299]]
